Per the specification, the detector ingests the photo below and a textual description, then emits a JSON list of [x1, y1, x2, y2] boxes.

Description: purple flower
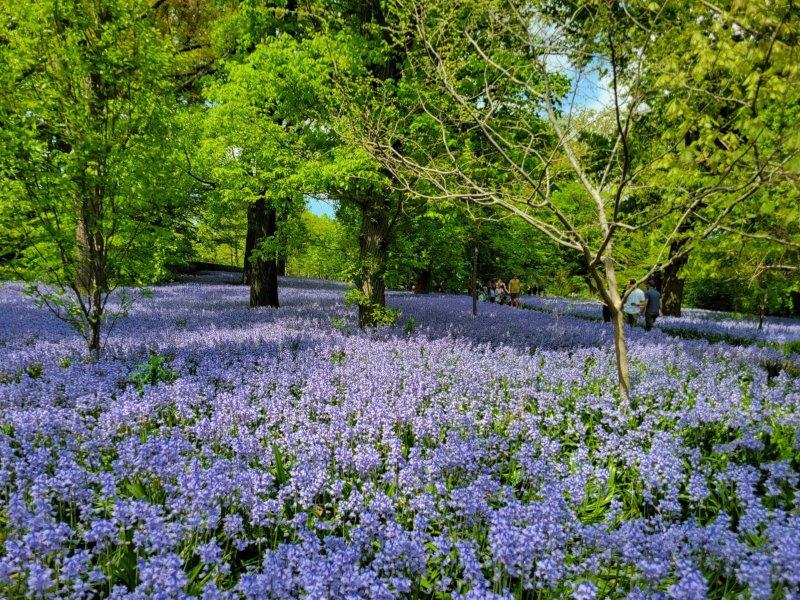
[[197, 539, 224, 567], [26, 563, 53, 596], [137, 552, 187, 595], [1, 275, 799, 598], [668, 566, 707, 600], [572, 580, 598, 600]]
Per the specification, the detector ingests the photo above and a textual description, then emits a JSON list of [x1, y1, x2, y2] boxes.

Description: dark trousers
[[602, 305, 612, 322], [624, 313, 638, 327], [644, 313, 658, 331]]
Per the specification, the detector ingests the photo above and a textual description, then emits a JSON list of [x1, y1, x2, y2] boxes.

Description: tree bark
[[610, 304, 630, 397], [277, 255, 287, 277], [414, 267, 432, 294], [249, 196, 279, 308], [758, 290, 767, 330], [88, 287, 102, 356], [76, 188, 107, 357], [76, 194, 107, 293], [591, 256, 631, 399], [356, 198, 390, 327], [791, 291, 800, 317], [471, 246, 478, 317], [242, 208, 256, 285], [76, 211, 91, 293], [659, 237, 689, 316]]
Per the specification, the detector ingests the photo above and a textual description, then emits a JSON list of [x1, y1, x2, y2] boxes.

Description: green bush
[[404, 317, 415, 335], [343, 288, 401, 327], [784, 339, 800, 357], [129, 353, 179, 393]]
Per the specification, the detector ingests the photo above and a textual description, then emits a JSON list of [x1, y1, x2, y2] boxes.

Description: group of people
[[603, 279, 662, 331], [479, 275, 523, 307], [475, 274, 662, 329]]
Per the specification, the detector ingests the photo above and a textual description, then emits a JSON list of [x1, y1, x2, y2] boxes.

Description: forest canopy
[[0, 0, 798, 342]]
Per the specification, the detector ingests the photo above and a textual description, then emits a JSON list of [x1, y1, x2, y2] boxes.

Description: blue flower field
[[1, 274, 799, 599]]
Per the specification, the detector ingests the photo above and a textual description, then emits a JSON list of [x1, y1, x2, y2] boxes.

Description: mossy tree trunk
[[356, 198, 390, 327]]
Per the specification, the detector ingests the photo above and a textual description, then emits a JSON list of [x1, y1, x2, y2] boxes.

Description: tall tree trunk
[[585, 275, 596, 295], [88, 287, 102, 356], [757, 290, 767, 330], [610, 304, 630, 397], [591, 256, 631, 399], [242, 207, 256, 286], [76, 189, 107, 357], [790, 291, 800, 317], [277, 255, 287, 277], [659, 237, 689, 316], [76, 195, 107, 293], [471, 246, 478, 317], [356, 199, 390, 327], [76, 211, 92, 293], [249, 196, 279, 308], [414, 267, 432, 294]]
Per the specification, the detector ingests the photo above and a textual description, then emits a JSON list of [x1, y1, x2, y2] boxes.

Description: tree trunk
[[414, 267, 432, 294], [471, 246, 478, 317], [659, 238, 689, 316], [585, 275, 596, 295], [242, 207, 257, 285], [356, 199, 390, 327], [277, 255, 287, 277], [76, 190, 108, 356], [88, 287, 102, 357], [76, 195, 107, 293], [76, 213, 91, 293], [610, 304, 631, 398], [598, 257, 631, 399], [249, 196, 279, 308], [791, 291, 800, 317]]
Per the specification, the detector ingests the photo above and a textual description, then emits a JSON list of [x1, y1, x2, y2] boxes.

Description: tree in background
[[0, 0, 187, 354], [684, 181, 800, 318], [286, 211, 351, 280], [633, 1, 800, 316], [185, 1, 311, 308], [346, 0, 800, 396], [322, 0, 414, 327]]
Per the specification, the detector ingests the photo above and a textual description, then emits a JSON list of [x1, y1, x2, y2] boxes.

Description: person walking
[[488, 280, 496, 303], [643, 279, 661, 331], [623, 279, 645, 326], [508, 275, 521, 307], [496, 277, 508, 304]]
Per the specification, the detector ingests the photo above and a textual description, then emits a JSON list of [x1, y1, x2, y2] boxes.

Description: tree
[[190, 0, 346, 308], [345, 0, 800, 396], [319, 0, 414, 327], [684, 182, 800, 317], [0, 0, 185, 354]]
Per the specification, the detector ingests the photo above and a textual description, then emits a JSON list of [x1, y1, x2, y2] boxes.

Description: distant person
[[488, 280, 496, 303], [623, 279, 645, 326], [602, 302, 612, 323], [508, 275, 521, 307], [496, 278, 508, 304], [644, 280, 662, 331]]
